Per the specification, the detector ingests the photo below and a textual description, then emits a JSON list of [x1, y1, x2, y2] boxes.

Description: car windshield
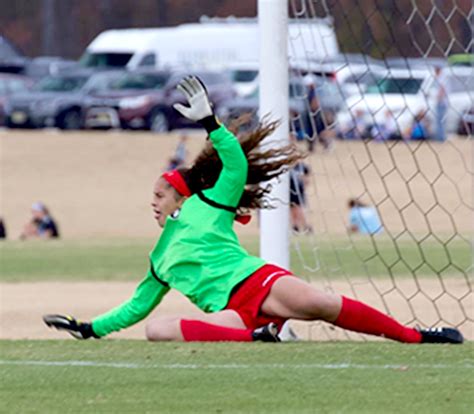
[[289, 82, 306, 98], [231, 70, 258, 83], [83, 72, 124, 92], [366, 77, 423, 94], [80, 52, 134, 68], [34, 75, 89, 92], [112, 73, 170, 90]]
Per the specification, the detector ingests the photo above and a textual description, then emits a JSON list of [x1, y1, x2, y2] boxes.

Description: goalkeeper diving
[[44, 76, 463, 344]]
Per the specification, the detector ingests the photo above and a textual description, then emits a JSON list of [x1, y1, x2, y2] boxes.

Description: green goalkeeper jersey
[[92, 125, 265, 337]]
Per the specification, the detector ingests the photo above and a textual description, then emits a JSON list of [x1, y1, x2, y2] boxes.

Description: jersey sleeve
[[91, 270, 170, 337], [204, 125, 248, 207]]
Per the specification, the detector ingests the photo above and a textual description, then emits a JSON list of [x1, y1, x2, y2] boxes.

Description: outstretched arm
[[44, 271, 169, 339], [92, 271, 169, 337], [174, 76, 247, 207]]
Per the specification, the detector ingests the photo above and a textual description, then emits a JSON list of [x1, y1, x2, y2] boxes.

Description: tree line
[[1, 0, 471, 60]]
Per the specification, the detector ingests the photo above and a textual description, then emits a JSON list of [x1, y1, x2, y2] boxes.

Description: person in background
[[166, 134, 189, 171], [371, 109, 401, 141], [303, 75, 332, 152], [290, 161, 312, 234], [0, 217, 6, 239], [433, 66, 448, 142], [20, 202, 60, 240], [348, 198, 383, 235], [406, 110, 432, 141], [339, 109, 367, 140]]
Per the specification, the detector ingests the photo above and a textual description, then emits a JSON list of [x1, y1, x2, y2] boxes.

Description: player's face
[[151, 178, 182, 228]]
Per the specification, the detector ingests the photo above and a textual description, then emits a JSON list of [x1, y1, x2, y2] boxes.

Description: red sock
[[334, 296, 422, 343], [180, 319, 253, 342]]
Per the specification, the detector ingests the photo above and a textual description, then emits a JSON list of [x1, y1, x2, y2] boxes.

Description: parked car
[[0, 73, 33, 126], [295, 55, 388, 98], [336, 68, 435, 136], [84, 69, 172, 129], [217, 76, 344, 133], [384, 56, 447, 71], [333, 63, 387, 98], [85, 70, 235, 132], [441, 66, 474, 133], [337, 66, 474, 138], [80, 19, 338, 70], [6, 71, 88, 129], [457, 107, 474, 136], [5, 69, 118, 129], [225, 63, 259, 97], [0, 73, 33, 125], [23, 56, 79, 81]]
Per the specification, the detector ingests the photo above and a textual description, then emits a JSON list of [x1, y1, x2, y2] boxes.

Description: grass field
[[1, 340, 473, 413], [0, 237, 471, 282], [1, 236, 472, 413], [1, 132, 472, 412]]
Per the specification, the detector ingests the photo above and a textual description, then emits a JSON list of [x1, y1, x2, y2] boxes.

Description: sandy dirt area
[[0, 130, 472, 341], [1, 279, 472, 341], [1, 129, 472, 238]]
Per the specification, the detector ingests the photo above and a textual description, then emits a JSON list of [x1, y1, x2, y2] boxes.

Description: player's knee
[[303, 291, 342, 321], [145, 317, 180, 341]]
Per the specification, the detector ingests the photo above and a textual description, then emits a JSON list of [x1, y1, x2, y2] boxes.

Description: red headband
[[161, 170, 251, 225], [162, 170, 192, 197]]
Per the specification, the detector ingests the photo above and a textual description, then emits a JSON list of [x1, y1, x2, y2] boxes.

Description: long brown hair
[[179, 115, 305, 214]]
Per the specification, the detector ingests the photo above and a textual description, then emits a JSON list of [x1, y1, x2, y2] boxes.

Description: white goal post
[[258, 0, 290, 268]]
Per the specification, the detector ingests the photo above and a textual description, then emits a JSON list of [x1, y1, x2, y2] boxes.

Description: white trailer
[[80, 17, 339, 70]]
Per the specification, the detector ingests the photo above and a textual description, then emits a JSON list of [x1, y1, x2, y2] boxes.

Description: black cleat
[[252, 322, 281, 342], [419, 327, 464, 344]]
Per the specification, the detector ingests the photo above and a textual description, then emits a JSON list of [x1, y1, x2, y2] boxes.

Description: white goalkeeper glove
[[173, 76, 221, 133], [173, 76, 214, 121]]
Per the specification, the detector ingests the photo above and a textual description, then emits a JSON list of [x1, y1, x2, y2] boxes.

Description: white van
[[80, 18, 339, 71]]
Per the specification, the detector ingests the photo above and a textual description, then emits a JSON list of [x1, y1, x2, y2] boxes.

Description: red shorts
[[225, 264, 293, 330]]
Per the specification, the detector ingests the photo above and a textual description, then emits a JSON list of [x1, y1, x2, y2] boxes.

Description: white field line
[[0, 360, 472, 370]]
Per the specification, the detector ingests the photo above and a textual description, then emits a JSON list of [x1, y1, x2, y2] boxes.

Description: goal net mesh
[[285, 0, 473, 340]]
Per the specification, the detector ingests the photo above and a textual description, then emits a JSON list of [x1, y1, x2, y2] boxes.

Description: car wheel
[[59, 110, 82, 130], [149, 110, 169, 132]]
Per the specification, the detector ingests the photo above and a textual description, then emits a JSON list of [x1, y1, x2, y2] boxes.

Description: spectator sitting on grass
[[0, 217, 6, 239], [348, 198, 383, 235], [371, 109, 402, 141], [406, 110, 432, 141], [338, 109, 368, 140], [20, 202, 59, 240]]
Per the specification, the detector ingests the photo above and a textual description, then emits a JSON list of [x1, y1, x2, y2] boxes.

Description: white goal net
[[283, 0, 473, 340]]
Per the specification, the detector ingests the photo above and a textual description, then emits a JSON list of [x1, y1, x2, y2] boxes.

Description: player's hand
[[173, 76, 214, 121], [43, 314, 99, 340]]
